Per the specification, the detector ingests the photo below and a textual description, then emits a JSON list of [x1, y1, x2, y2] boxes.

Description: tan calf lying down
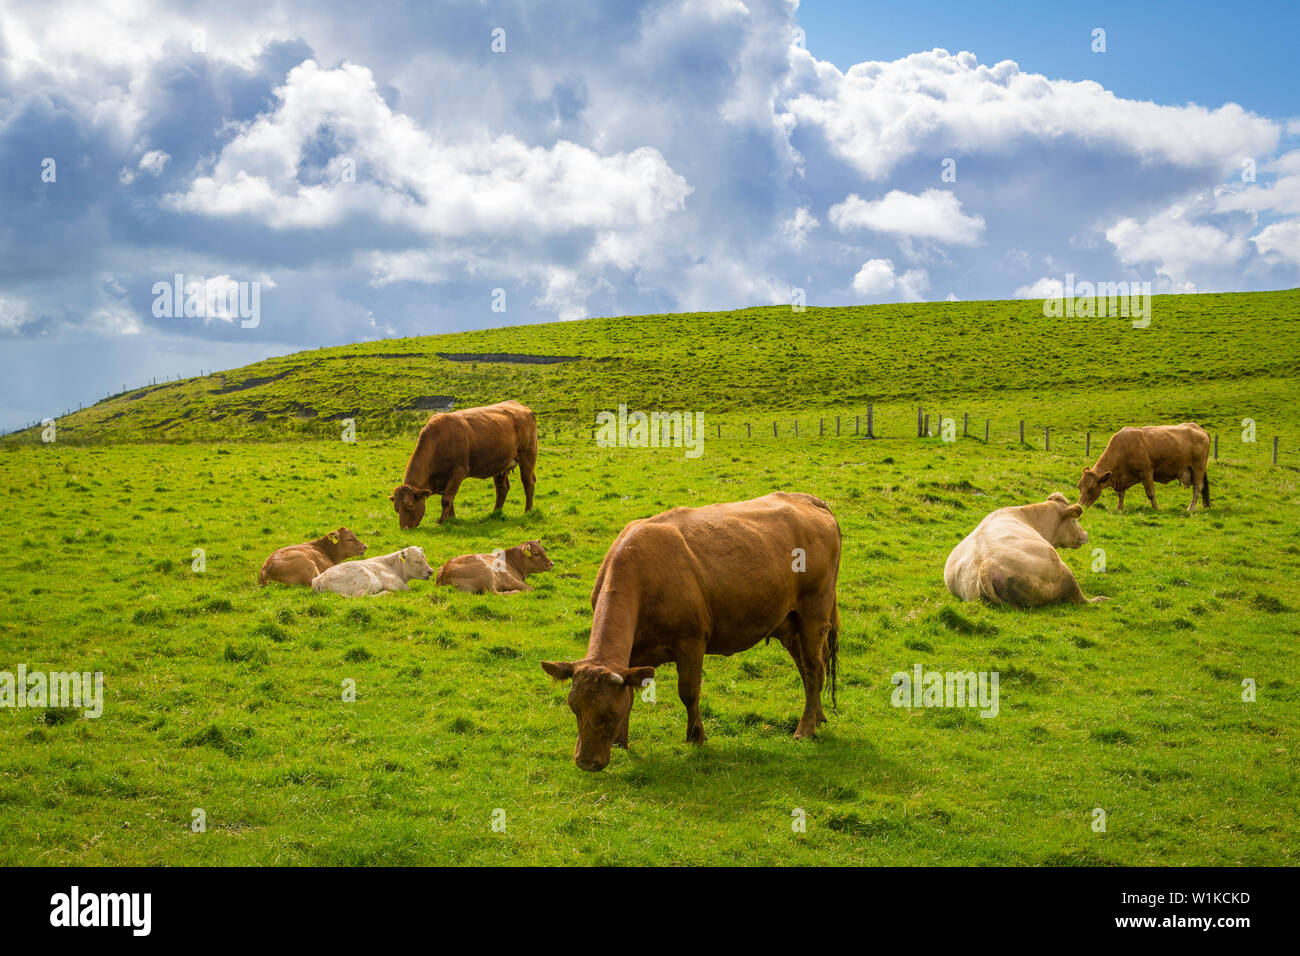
[[311, 546, 432, 597], [259, 528, 366, 586], [435, 540, 554, 594], [944, 493, 1106, 608]]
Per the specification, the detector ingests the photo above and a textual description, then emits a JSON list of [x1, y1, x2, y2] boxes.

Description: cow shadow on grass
[[587, 731, 912, 806]]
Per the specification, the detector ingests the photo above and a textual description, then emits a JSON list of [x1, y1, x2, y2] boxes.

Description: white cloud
[[1013, 277, 1065, 299], [784, 47, 1280, 181], [1252, 220, 1300, 268], [851, 258, 928, 301], [1105, 202, 1249, 287], [829, 188, 985, 245], [166, 60, 691, 238], [781, 207, 819, 248]]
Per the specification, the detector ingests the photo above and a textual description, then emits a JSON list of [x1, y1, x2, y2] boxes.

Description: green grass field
[[1, 290, 1298, 865]]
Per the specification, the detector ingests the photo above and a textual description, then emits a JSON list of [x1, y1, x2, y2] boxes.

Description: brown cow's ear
[[1098, 471, 1113, 485], [412, 488, 433, 500], [541, 660, 575, 681], [1064, 504, 1083, 518], [623, 666, 656, 687]]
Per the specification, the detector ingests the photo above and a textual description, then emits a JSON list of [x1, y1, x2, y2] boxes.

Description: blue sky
[[1, 0, 1297, 431]]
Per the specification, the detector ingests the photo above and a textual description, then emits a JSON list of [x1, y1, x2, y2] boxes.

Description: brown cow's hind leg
[[519, 451, 537, 512], [493, 472, 510, 512], [793, 618, 829, 740]]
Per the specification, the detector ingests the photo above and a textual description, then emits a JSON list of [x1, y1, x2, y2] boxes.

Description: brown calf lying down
[[258, 528, 366, 586], [541, 492, 841, 772], [311, 546, 432, 597], [435, 540, 554, 594], [944, 493, 1106, 608], [1078, 422, 1210, 512], [391, 400, 538, 529]]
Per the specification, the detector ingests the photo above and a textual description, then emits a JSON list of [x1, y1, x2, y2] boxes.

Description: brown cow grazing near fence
[[541, 492, 841, 772], [1078, 423, 1210, 512], [944, 493, 1106, 608], [435, 540, 554, 594], [391, 400, 538, 529], [258, 528, 366, 586]]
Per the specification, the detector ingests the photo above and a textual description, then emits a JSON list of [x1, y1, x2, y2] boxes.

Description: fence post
[[1086, 432, 1091, 459], [867, 404, 874, 438], [746, 422, 751, 438], [1273, 436, 1279, 465], [794, 420, 798, 437], [1019, 420, 1025, 444], [819, 417, 824, 437], [855, 415, 860, 436], [917, 406, 923, 438], [985, 419, 989, 442], [773, 421, 778, 437], [963, 413, 968, 437], [923, 413, 930, 437], [1044, 426, 1050, 452], [717, 422, 721, 439], [1213, 434, 1218, 460], [836, 415, 840, 437]]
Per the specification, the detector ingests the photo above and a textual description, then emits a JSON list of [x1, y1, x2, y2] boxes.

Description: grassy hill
[[5, 289, 1299, 446], [1, 289, 1297, 865]]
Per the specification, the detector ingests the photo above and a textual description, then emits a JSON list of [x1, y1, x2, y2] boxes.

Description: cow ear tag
[[401, 553, 406, 563], [329, 532, 339, 543]]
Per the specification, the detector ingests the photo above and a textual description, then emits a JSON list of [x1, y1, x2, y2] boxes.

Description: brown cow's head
[[1046, 493, 1089, 548], [540, 660, 656, 771], [514, 540, 554, 574], [327, 527, 367, 560], [390, 484, 432, 530], [1076, 467, 1112, 508]]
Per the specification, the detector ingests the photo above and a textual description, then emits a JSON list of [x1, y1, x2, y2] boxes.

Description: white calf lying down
[[311, 546, 433, 597], [944, 493, 1107, 608]]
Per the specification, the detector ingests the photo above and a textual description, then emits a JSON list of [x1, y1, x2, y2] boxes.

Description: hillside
[[5, 289, 1299, 446]]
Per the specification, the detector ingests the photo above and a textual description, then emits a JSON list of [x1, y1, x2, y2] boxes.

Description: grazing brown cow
[[944, 493, 1106, 608], [391, 400, 538, 529], [1078, 423, 1211, 512], [541, 492, 841, 772], [435, 540, 554, 594], [258, 528, 366, 586]]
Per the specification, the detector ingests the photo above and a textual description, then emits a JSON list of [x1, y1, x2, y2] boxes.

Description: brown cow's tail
[[1201, 471, 1211, 509], [824, 602, 840, 715]]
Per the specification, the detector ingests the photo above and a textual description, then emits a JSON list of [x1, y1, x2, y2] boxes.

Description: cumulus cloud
[[851, 258, 929, 301], [784, 47, 1280, 181], [1105, 202, 1250, 289], [1, 0, 1299, 430], [829, 189, 985, 245]]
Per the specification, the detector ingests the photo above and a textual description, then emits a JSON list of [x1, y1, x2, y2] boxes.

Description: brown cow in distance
[[1078, 423, 1210, 512], [259, 528, 366, 586], [435, 540, 554, 594], [391, 400, 537, 529], [541, 492, 841, 772]]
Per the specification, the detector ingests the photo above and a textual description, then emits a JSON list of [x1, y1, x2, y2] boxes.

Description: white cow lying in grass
[[311, 546, 432, 597], [944, 493, 1108, 608]]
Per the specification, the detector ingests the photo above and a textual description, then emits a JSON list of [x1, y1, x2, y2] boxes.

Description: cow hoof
[[794, 724, 818, 740], [686, 725, 705, 745]]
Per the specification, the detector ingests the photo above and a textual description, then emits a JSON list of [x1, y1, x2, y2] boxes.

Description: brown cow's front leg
[[1143, 476, 1159, 511], [615, 690, 633, 749], [438, 469, 467, 524], [492, 472, 510, 512], [677, 653, 705, 744], [1116, 487, 1126, 511]]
